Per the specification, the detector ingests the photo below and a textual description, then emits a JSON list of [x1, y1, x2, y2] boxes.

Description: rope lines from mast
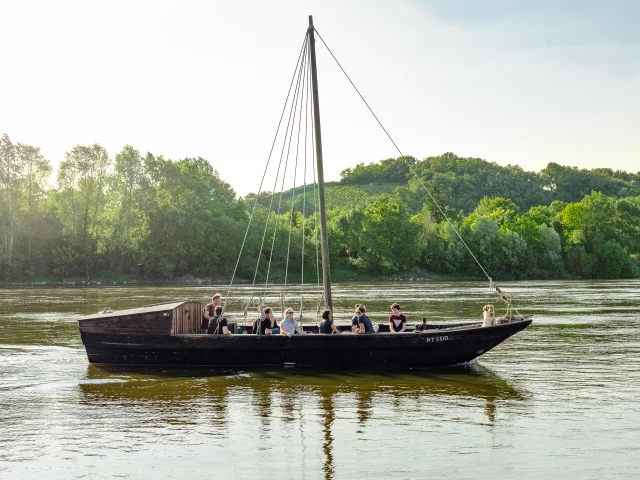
[[295, 42, 314, 322], [313, 27, 519, 311], [224, 31, 324, 323], [299, 54, 309, 320], [260, 38, 309, 310], [309, 51, 323, 319], [222, 33, 309, 318], [304, 43, 324, 322], [283, 44, 309, 312]]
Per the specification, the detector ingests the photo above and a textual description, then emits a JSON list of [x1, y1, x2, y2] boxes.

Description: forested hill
[[1, 133, 639, 282], [337, 153, 640, 214], [245, 153, 640, 216]]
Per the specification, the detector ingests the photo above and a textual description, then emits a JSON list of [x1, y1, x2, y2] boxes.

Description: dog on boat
[[482, 304, 496, 327]]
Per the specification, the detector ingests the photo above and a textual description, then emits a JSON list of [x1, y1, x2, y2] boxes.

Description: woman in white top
[[280, 307, 305, 337]]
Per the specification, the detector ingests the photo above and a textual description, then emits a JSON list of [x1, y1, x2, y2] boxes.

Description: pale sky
[[1, 0, 638, 196]]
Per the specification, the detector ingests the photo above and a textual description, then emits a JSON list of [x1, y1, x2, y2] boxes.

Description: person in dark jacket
[[319, 308, 340, 334], [207, 306, 231, 334], [351, 304, 377, 334], [254, 307, 280, 335]]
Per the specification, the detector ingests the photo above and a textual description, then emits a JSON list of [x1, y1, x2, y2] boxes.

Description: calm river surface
[[1, 280, 639, 479]]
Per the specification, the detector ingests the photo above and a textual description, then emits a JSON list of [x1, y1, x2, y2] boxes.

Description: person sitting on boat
[[352, 304, 377, 334], [202, 293, 222, 333], [254, 307, 280, 335], [319, 308, 340, 334], [207, 306, 231, 335], [389, 303, 407, 333], [280, 307, 305, 337]]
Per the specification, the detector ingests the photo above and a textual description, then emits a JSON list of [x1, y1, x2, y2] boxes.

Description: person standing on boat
[[280, 308, 305, 337], [255, 307, 280, 335], [207, 306, 231, 335], [202, 293, 222, 333], [319, 308, 340, 334], [352, 305, 377, 334], [389, 303, 407, 333]]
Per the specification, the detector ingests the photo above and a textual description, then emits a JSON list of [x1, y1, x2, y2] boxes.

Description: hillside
[[246, 152, 640, 216]]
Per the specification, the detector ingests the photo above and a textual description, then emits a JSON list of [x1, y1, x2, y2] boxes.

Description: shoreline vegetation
[[1, 134, 639, 283], [0, 265, 472, 286], [0, 271, 465, 287]]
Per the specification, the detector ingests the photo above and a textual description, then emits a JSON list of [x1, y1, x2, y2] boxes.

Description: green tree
[[0, 135, 54, 278], [54, 144, 111, 277], [473, 197, 520, 228], [328, 196, 420, 274], [559, 191, 635, 278], [601, 240, 637, 278], [359, 195, 420, 273], [0, 133, 20, 273], [16, 143, 52, 274], [141, 156, 241, 278], [99, 145, 152, 273], [615, 196, 640, 254], [535, 226, 566, 278]]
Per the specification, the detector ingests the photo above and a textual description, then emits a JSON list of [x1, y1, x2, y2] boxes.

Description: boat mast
[[307, 15, 333, 311]]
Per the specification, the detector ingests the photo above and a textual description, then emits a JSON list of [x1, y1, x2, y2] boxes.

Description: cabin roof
[[79, 300, 200, 321]]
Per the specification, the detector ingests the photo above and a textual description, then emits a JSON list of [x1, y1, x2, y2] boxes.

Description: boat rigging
[[77, 16, 532, 368]]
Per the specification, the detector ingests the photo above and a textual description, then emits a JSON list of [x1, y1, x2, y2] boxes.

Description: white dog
[[482, 304, 496, 327]]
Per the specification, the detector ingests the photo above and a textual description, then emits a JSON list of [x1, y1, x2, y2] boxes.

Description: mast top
[[308, 15, 313, 27]]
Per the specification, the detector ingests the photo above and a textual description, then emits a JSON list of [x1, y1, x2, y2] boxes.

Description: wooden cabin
[[79, 300, 205, 335]]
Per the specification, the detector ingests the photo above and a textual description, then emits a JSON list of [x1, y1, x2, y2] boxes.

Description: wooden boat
[[78, 17, 532, 368], [79, 300, 531, 367]]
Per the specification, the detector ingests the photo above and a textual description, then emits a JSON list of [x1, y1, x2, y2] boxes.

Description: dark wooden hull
[[79, 319, 532, 368]]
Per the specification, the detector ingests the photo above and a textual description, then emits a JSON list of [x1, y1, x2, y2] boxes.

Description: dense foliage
[[1, 134, 639, 282], [342, 152, 640, 214]]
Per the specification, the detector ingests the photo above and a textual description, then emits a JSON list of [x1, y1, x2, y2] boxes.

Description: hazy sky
[[1, 0, 638, 196]]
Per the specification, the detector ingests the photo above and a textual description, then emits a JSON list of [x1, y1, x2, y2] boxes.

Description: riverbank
[[4, 269, 626, 287], [0, 269, 499, 287]]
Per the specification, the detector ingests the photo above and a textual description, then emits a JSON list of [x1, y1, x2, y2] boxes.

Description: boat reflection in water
[[79, 364, 526, 478]]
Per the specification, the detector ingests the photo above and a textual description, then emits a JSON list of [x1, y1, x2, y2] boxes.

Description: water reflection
[[320, 389, 335, 479], [79, 364, 526, 479], [79, 364, 526, 406]]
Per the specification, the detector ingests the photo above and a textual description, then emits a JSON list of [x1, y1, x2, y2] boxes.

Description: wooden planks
[[81, 301, 187, 321], [79, 313, 172, 335], [171, 300, 204, 334]]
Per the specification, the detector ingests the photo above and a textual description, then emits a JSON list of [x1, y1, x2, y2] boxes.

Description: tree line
[[1, 133, 638, 282], [340, 153, 640, 213]]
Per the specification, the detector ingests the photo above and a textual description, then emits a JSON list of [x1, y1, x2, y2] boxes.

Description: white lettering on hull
[[425, 336, 449, 343]]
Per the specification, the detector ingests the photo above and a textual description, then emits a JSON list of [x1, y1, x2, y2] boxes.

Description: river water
[[1, 280, 639, 479]]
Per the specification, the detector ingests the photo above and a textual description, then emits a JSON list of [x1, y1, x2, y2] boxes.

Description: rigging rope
[[227, 31, 324, 326], [299, 44, 312, 323], [223, 33, 309, 319], [248, 41, 308, 314], [313, 27, 517, 309], [307, 44, 323, 319], [283, 47, 309, 308], [262, 41, 310, 314]]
